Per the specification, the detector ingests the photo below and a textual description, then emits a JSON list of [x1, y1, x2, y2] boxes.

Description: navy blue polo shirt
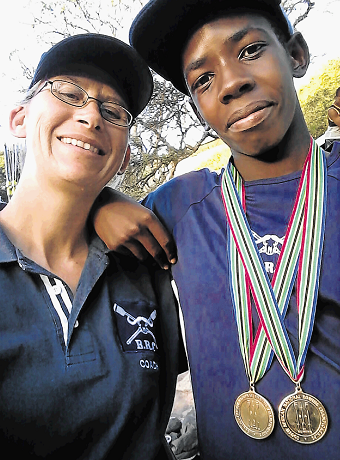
[[143, 143, 340, 460], [0, 220, 182, 459]]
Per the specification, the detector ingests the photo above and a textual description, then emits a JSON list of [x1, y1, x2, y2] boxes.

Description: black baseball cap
[[29, 33, 153, 118], [129, 0, 293, 95]]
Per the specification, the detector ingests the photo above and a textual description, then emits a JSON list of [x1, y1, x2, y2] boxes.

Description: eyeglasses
[[37, 80, 133, 127]]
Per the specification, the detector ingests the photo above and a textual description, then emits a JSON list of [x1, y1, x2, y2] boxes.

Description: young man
[[94, 1, 340, 458]]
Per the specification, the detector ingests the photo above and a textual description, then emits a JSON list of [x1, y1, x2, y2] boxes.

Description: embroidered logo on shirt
[[113, 303, 159, 353]]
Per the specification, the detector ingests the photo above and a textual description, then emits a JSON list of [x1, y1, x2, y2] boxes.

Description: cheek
[[107, 134, 129, 167], [26, 100, 66, 145], [25, 114, 48, 151], [276, 74, 297, 129], [194, 95, 219, 129]]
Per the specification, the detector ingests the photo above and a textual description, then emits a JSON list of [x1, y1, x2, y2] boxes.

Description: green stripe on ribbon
[[222, 139, 327, 384]]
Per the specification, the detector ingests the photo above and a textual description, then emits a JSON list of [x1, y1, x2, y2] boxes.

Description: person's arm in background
[[328, 107, 340, 127], [92, 187, 177, 270]]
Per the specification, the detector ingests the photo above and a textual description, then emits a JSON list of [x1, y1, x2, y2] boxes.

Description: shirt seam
[[172, 181, 222, 233]]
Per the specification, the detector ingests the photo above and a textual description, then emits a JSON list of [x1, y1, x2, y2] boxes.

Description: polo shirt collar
[[0, 221, 17, 263]]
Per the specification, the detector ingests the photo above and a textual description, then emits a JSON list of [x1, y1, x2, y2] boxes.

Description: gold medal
[[278, 385, 328, 444], [234, 387, 275, 439]]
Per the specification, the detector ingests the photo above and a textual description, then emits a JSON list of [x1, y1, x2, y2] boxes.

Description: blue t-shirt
[[143, 143, 340, 460]]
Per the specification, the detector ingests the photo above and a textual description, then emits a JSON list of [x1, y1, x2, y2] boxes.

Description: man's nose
[[217, 64, 255, 104]]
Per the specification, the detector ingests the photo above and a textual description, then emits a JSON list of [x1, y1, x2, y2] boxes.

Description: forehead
[[182, 13, 277, 68]]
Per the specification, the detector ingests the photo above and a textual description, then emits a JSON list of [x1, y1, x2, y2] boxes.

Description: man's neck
[[231, 112, 311, 182]]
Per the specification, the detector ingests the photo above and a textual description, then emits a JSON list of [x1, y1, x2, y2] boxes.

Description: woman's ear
[[9, 106, 27, 138], [118, 145, 131, 175], [287, 32, 310, 79]]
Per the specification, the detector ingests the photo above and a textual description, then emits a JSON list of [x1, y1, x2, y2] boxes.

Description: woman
[[0, 33, 182, 459]]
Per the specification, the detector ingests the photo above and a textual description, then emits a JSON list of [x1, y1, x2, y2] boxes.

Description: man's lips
[[227, 101, 275, 133]]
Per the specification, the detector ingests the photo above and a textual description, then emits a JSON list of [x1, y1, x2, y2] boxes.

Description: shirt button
[[53, 285, 62, 295], [74, 320, 79, 328]]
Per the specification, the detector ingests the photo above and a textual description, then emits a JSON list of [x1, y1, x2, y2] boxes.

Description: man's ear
[[287, 32, 310, 79], [188, 97, 211, 131], [118, 144, 131, 175], [9, 106, 27, 138]]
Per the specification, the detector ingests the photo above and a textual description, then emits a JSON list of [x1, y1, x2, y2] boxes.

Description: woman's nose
[[75, 99, 104, 130]]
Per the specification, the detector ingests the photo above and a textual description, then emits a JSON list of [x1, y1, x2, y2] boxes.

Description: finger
[[117, 238, 171, 270], [161, 238, 177, 265], [118, 240, 151, 262], [112, 245, 140, 259], [141, 214, 177, 265], [136, 230, 174, 270]]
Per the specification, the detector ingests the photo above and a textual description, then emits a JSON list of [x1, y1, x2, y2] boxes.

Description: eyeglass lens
[[50, 80, 132, 127]]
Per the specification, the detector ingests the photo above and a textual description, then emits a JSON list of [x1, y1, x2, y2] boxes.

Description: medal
[[278, 383, 328, 444], [222, 139, 328, 442], [234, 386, 274, 439]]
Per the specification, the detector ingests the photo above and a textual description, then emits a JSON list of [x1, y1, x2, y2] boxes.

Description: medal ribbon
[[221, 139, 327, 383]]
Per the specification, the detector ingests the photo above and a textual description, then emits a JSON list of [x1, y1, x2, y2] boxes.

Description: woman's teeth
[[60, 137, 100, 155]]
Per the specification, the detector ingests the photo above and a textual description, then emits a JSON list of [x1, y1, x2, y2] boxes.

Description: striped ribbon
[[221, 139, 327, 384]]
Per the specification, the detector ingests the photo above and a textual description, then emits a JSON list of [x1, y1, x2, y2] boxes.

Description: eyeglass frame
[[35, 79, 134, 128]]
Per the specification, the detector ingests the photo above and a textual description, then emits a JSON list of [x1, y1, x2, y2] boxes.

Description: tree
[[282, 0, 315, 28], [8, 0, 219, 198], [121, 76, 219, 198], [298, 58, 340, 139], [8, 0, 315, 199]]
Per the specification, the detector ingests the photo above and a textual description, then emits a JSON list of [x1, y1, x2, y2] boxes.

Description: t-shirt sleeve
[[142, 168, 221, 233]]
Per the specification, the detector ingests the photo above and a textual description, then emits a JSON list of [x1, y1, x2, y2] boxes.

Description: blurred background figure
[[323, 86, 340, 152]]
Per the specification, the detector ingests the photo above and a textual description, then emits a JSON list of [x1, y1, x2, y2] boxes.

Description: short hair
[[20, 81, 42, 105], [335, 87, 340, 98]]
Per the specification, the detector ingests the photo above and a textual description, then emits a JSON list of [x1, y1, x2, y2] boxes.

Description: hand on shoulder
[[92, 187, 177, 270]]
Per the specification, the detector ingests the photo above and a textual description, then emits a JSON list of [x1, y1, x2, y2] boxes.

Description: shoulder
[[143, 168, 223, 231], [327, 141, 340, 180], [328, 105, 340, 116], [146, 168, 222, 204]]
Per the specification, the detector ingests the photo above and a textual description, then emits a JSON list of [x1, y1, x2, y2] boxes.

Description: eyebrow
[[185, 57, 208, 77], [184, 26, 267, 77], [61, 76, 126, 106]]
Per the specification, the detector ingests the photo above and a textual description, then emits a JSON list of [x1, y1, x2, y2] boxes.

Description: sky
[[292, 0, 339, 90], [0, 0, 339, 145]]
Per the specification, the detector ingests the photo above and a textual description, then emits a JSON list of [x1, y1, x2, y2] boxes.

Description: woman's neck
[[0, 177, 94, 293]]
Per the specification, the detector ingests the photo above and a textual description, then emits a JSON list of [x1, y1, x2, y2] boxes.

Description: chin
[[229, 130, 285, 159]]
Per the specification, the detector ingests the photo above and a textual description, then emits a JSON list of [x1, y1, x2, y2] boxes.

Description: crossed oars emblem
[[113, 303, 157, 346]]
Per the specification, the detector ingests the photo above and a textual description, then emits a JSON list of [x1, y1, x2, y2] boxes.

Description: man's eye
[[192, 73, 213, 91], [239, 42, 266, 60]]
